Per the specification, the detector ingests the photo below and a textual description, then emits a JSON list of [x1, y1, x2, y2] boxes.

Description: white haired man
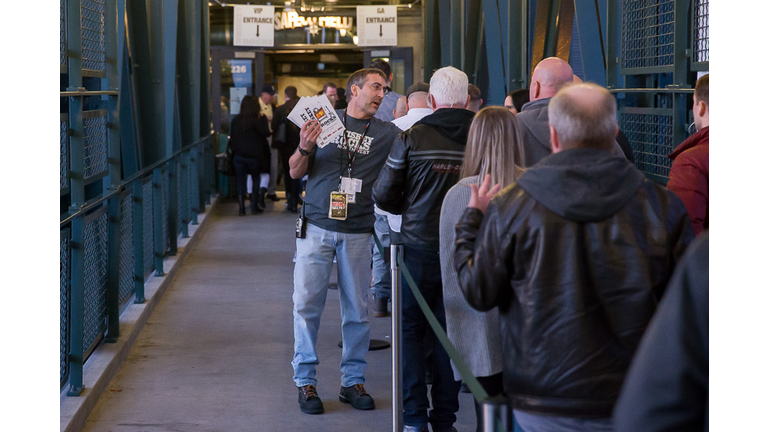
[[454, 83, 693, 431], [373, 66, 474, 432]]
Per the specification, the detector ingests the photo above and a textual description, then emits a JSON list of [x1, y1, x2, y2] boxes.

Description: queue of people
[[229, 57, 708, 431]]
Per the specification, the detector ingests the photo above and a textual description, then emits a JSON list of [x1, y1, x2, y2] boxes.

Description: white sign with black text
[[356, 6, 397, 47], [234, 5, 275, 47]]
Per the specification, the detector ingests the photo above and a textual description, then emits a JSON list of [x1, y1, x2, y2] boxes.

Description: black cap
[[406, 82, 430, 98], [261, 84, 276, 96]]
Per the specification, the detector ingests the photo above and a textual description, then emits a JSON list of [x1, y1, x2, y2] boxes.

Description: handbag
[[273, 120, 287, 147], [216, 144, 236, 176]]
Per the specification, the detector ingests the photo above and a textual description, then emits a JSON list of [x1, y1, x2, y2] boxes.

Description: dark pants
[[402, 246, 461, 431], [233, 154, 261, 197], [278, 145, 301, 201]]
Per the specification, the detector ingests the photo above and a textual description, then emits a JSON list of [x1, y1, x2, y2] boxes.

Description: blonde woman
[[439, 106, 525, 432]]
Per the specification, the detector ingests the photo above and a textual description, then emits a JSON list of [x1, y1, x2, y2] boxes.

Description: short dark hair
[[368, 58, 392, 79], [508, 88, 530, 112], [695, 74, 709, 105], [322, 82, 337, 93], [285, 86, 298, 100], [468, 84, 482, 101], [346, 68, 387, 100]]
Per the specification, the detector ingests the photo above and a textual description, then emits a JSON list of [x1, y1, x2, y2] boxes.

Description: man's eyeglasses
[[366, 82, 390, 95]]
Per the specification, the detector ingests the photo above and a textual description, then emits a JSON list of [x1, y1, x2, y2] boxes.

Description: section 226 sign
[[234, 5, 275, 47]]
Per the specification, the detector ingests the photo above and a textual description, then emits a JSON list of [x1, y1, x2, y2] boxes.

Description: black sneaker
[[339, 384, 375, 410], [373, 294, 390, 317], [298, 385, 324, 414]]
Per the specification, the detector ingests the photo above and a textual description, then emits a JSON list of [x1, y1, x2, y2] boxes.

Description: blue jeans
[[292, 223, 373, 387], [402, 246, 461, 431], [371, 213, 391, 300]]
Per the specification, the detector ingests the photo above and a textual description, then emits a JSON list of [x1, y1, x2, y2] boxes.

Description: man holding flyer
[[287, 68, 402, 415]]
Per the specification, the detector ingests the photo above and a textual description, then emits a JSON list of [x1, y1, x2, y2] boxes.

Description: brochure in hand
[[287, 95, 345, 148]]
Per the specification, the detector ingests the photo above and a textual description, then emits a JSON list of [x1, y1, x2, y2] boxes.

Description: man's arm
[[372, 132, 409, 214], [289, 119, 321, 179], [666, 152, 708, 235], [453, 203, 512, 312]]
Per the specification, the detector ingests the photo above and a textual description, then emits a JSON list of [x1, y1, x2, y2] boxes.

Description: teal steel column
[[190, 146, 200, 224], [180, 151, 191, 238], [104, 0, 122, 345], [438, 2, 452, 67], [201, 0, 212, 138], [605, 1, 619, 90], [163, 0, 179, 159], [126, 0, 156, 167], [573, 0, 607, 86], [132, 178, 146, 303], [66, 0, 85, 397], [507, 0, 528, 90], [152, 168, 165, 276], [672, 0, 693, 154], [481, 0, 508, 105], [423, 0, 441, 80], [449, 0, 464, 68], [464, 0, 483, 83], [105, 192, 121, 343]]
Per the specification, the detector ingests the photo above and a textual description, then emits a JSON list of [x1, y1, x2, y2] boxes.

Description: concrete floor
[[81, 195, 478, 432]]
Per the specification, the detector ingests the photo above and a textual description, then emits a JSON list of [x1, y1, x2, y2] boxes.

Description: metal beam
[[573, 0, 607, 85], [481, 0, 507, 104]]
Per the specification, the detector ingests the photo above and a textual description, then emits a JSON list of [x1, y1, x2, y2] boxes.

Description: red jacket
[[667, 127, 709, 235]]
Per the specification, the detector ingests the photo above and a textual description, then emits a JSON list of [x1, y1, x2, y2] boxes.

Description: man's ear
[[550, 125, 561, 153], [430, 94, 436, 111], [351, 84, 358, 98], [531, 81, 541, 99], [463, 95, 470, 109], [698, 100, 708, 117]]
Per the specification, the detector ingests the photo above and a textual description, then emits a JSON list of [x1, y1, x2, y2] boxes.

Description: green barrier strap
[[395, 254, 489, 403], [372, 232, 488, 401], [373, 232, 506, 431]]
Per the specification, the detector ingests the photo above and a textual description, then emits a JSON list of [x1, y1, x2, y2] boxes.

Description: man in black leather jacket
[[373, 66, 475, 432], [454, 83, 694, 431]]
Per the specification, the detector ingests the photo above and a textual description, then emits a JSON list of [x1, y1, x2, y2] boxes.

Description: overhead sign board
[[234, 5, 275, 47], [356, 6, 397, 47]]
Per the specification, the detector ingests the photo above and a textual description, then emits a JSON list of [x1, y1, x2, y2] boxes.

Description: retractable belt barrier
[[372, 232, 508, 432]]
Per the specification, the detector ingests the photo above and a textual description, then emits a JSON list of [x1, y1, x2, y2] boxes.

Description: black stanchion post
[[391, 242, 403, 432], [482, 396, 510, 432]]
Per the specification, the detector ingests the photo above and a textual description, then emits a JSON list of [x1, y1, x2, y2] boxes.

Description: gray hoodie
[[517, 97, 626, 167]]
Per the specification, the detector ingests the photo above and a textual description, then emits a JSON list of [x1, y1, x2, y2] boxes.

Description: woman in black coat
[[229, 95, 271, 215]]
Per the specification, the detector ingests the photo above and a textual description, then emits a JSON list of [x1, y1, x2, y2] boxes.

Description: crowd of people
[[229, 57, 709, 432]]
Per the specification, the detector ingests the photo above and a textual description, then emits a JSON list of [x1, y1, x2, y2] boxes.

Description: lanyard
[[341, 111, 371, 178]]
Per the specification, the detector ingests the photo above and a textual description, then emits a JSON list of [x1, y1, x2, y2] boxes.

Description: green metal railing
[[60, 0, 212, 395], [608, 0, 709, 184], [60, 135, 216, 395]]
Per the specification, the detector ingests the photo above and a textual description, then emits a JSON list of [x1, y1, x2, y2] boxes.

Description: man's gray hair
[[548, 83, 618, 150], [429, 66, 468, 107], [346, 68, 387, 101]]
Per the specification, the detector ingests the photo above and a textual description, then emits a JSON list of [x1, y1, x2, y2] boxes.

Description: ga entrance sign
[[356, 6, 397, 47], [234, 5, 275, 47]]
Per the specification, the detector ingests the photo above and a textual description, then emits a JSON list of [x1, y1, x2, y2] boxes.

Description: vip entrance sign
[[234, 5, 275, 47], [356, 6, 397, 47]]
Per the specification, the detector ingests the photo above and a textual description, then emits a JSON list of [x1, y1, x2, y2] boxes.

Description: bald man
[[516, 57, 575, 166], [393, 95, 407, 119], [454, 82, 693, 432]]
